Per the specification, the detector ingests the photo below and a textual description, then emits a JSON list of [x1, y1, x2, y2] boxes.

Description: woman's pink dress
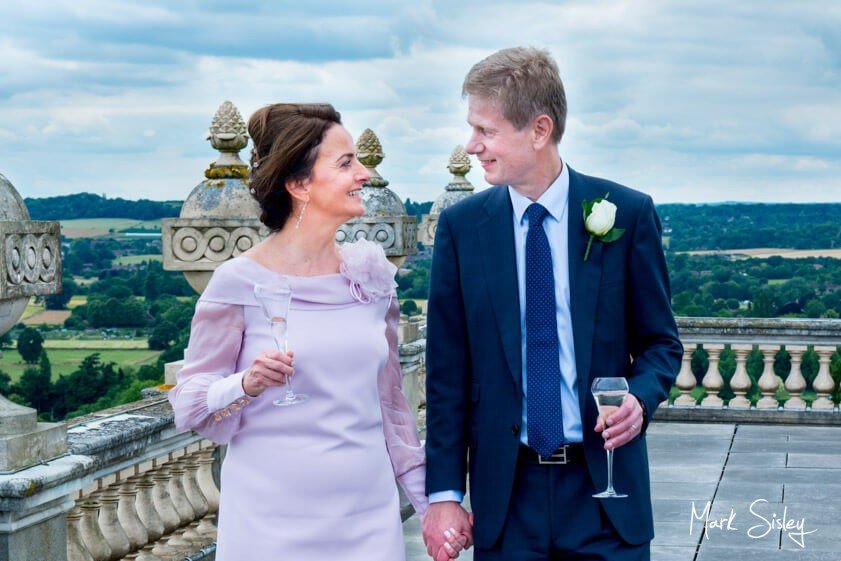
[[168, 240, 427, 561]]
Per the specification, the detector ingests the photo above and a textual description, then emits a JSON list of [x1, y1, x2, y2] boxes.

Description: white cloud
[[0, 1, 838, 203]]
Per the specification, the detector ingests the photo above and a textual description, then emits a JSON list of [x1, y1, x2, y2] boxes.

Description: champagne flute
[[591, 377, 629, 498], [253, 284, 309, 407]]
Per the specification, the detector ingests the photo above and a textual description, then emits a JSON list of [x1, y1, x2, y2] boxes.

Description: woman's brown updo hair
[[247, 103, 342, 231]]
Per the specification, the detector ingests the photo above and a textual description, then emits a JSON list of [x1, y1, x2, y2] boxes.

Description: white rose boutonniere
[[582, 193, 625, 261]]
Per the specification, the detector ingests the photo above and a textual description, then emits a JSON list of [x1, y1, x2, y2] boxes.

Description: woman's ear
[[286, 177, 310, 204]]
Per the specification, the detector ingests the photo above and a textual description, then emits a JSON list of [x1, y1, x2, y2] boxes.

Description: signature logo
[[690, 498, 817, 548]]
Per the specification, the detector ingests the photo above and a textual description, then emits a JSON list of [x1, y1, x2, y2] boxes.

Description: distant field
[[43, 339, 149, 350], [1, 348, 162, 382], [22, 302, 41, 320], [23, 310, 71, 326], [61, 218, 162, 239], [114, 254, 163, 265], [682, 248, 841, 259], [21, 297, 83, 325]]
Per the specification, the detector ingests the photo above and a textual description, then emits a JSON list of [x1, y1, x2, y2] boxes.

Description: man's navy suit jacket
[[425, 166, 683, 548]]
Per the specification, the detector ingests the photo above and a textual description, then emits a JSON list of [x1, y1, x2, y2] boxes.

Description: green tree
[[39, 349, 52, 380], [14, 366, 52, 411], [17, 328, 44, 364], [45, 277, 78, 310], [0, 370, 11, 394], [400, 300, 419, 316], [804, 299, 826, 318], [148, 321, 179, 350]]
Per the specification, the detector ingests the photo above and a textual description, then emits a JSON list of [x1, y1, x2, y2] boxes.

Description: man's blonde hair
[[463, 46, 566, 143]]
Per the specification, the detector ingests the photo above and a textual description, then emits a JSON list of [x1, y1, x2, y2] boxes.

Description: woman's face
[[299, 124, 370, 223]]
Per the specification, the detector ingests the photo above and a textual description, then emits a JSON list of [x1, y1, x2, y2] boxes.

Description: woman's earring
[[295, 201, 308, 229]]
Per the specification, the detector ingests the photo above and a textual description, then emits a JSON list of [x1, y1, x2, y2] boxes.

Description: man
[[423, 47, 683, 560]]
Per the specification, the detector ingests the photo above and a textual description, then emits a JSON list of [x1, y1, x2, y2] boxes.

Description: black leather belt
[[518, 443, 585, 465]]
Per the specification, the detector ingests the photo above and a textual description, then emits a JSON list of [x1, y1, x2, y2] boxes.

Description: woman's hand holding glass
[[242, 349, 295, 397]]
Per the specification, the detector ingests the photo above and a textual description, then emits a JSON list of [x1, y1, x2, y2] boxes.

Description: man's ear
[[532, 114, 554, 149]]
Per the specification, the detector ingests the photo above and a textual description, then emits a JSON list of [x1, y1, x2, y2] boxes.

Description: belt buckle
[[538, 445, 568, 465]]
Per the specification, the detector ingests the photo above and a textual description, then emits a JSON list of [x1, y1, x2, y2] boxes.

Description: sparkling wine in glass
[[253, 284, 308, 407], [591, 377, 629, 498]]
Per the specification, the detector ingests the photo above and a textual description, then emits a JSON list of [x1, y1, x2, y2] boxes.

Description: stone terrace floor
[[403, 422, 841, 561]]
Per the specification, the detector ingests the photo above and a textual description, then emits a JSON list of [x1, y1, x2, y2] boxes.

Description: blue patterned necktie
[[525, 203, 565, 458]]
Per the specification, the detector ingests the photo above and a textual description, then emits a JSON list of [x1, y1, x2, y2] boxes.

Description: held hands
[[594, 393, 644, 450], [422, 502, 474, 560], [242, 349, 294, 397]]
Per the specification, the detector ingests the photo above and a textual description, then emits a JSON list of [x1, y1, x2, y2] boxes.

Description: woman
[[168, 103, 466, 560]]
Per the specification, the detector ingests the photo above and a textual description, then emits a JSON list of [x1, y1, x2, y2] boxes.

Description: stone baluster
[[811, 347, 837, 410], [118, 475, 149, 552], [756, 345, 781, 409], [135, 474, 165, 543], [673, 344, 698, 406], [98, 482, 131, 560], [134, 545, 160, 561], [784, 345, 808, 410], [700, 344, 725, 407], [181, 521, 208, 547], [150, 537, 179, 561], [184, 453, 210, 520], [79, 497, 112, 561], [166, 529, 195, 558], [728, 344, 752, 408], [151, 462, 181, 534], [165, 457, 195, 528], [67, 505, 95, 561], [196, 447, 221, 513]]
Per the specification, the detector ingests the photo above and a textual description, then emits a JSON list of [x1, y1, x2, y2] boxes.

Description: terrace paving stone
[[402, 422, 841, 560]]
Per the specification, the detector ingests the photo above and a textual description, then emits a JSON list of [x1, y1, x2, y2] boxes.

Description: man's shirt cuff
[[428, 490, 464, 504]]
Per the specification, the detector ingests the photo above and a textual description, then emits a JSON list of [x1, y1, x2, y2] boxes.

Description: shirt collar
[[508, 160, 569, 225]]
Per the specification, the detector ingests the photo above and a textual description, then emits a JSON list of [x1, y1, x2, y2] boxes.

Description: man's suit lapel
[[478, 186, 523, 394], [567, 168, 603, 413]]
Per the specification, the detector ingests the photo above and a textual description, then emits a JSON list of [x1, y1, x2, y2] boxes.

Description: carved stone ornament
[[0, 221, 61, 298], [163, 219, 267, 272]]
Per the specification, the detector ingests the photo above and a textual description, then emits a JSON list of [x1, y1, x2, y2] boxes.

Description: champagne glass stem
[[281, 338, 296, 401], [605, 448, 616, 494]]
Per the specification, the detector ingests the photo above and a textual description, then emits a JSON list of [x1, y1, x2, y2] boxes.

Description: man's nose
[[465, 135, 482, 155]]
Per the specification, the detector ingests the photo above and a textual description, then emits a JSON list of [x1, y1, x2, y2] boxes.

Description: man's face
[[465, 96, 536, 188]]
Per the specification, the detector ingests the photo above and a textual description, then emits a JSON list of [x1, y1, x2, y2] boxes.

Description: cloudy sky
[[0, 0, 839, 203]]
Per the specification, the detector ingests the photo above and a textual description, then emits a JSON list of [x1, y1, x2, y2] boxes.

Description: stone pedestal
[[0, 396, 66, 474], [0, 500, 70, 561], [420, 145, 475, 248], [165, 359, 185, 386]]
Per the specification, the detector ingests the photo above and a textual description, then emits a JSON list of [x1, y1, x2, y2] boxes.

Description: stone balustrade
[[656, 317, 841, 423], [0, 397, 221, 561], [67, 442, 220, 561]]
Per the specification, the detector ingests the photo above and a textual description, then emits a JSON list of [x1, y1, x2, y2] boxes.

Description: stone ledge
[[0, 397, 201, 511], [677, 317, 841, 345], [0, 455, 94, 507], [655, 405, 841, 425]]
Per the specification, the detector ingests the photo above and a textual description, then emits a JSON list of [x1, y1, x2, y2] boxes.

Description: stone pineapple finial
[[205, 101, 248, 178], [355, 129, 388, 187], [446, 145, 474, 191]]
